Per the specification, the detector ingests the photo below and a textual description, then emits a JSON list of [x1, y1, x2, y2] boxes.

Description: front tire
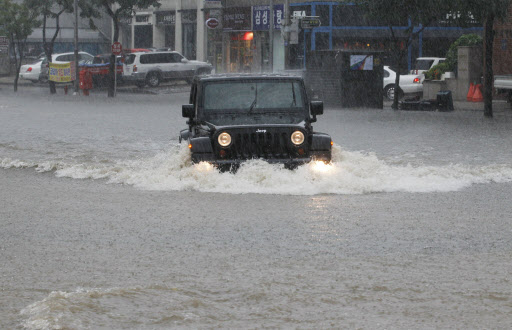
[[385, 84, 402, 100], [146, 72, 160, 87]]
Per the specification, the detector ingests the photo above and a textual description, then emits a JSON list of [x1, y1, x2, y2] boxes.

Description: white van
[[410, 57, 446, 75]]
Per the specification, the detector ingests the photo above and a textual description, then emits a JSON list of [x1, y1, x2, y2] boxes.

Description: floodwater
[[1, 88, 511, 329]]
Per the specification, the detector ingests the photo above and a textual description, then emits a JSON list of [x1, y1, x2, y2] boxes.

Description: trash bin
[[437, 91, 454, 112]]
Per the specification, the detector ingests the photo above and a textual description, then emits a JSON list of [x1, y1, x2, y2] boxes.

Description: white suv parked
[[123, 51, 213, 87]]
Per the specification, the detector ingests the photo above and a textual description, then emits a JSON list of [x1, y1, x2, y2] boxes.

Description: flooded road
[[1, 89, 511, 328]]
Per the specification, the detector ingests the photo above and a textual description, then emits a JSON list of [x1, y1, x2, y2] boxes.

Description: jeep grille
[[215, 128, 308, 160]]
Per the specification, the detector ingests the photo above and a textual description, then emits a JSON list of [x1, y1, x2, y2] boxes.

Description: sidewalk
[[2, 74, 511, 112], [0, 74, 189, 94]]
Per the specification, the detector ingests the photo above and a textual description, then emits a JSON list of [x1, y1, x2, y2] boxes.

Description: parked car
[[494, 75, 512, 102], [410, 57, 446, 75], [180, 74, 332, 171], [40, 51, 94, 81], [90, 54, 124, 87], [384, 66, 423, 100], [18, 58, 46, 83], [123, 51, 213, 87]]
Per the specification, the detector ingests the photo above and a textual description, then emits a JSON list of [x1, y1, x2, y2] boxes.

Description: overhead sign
[[206, 17, 219, 29], [112, 42, 122, 55], [300, 17, 321, 29]]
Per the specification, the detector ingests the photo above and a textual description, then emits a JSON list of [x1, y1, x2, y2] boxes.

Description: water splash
[[2, 144, 512, 195]]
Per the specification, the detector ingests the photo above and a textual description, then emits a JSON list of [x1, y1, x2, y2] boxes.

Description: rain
[[1, 0, 512, 328]]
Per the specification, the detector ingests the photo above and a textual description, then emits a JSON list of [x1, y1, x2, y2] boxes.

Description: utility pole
[[73, 0, 79, 94], [284, 0, 290, 70], [269, 0, 274, 72]]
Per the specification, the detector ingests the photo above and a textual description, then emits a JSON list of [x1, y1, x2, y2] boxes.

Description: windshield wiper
[[248, 85, 258, 114]]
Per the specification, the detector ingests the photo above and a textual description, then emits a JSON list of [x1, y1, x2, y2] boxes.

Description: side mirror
[[181, 58, 189, 63], [182, 104, 194, 118], [311, 101, 324, 116]]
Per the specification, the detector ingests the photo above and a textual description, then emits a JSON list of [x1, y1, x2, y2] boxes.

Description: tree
[[0, 0, 40, 92], [347, 0, 456, 109], [454, 0, 511, 118], [91, 0, 161, 97], [24, 0, 98, 94]]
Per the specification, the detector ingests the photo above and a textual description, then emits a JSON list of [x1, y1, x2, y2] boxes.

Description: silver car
[[123, 51, 213, 87]]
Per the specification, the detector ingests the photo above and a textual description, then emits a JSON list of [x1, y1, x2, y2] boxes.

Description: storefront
[[222, 7, 253, 73], [205, 9, 223, 73], [181, 10, 197, 60], [156, 11, 176, 49], [133, 13, 153, 49], [289, 2, 483, 71]]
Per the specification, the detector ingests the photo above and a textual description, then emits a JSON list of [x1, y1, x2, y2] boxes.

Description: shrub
[[424, 62, 451, 80], [445, 34, 482, 72]]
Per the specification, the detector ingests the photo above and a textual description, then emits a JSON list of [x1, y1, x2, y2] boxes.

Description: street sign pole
[[269, 0, 274, 73], [111, 42, 122, 97], [73, 0, 79, 94]]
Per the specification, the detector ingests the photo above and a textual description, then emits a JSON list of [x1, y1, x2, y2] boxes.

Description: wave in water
[[2, 144, 512, 195]]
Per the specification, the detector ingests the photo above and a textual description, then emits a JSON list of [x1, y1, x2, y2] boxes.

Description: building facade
[[124, 1, 483, 74]]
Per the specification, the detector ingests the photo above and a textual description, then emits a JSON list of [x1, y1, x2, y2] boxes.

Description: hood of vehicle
[[187, 60, 211, 66]]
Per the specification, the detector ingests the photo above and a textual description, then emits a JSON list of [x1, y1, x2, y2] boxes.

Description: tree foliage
[[91, 0, 161, 42], [23, 0, 99, 94], [0, 0, 40, 92], [90, 0, 161, 97]]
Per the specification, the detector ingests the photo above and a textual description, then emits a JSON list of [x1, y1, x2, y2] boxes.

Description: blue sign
[[253, 5, 283, 31]]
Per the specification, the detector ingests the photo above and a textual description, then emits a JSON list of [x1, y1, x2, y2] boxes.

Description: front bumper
[[192, 151, 331, 170]]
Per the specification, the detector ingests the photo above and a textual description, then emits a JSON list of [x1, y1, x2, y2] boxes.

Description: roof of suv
[[194, 73, 304, 83]]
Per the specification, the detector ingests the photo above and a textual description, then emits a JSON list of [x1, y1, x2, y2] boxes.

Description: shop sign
[[223, 7, 251, 31], [156, 11, 176, 25], [181, 10, 197, 24], [206, 18, 220, 29], [0, 36, 8, 53], [135, 15, 150, 23], [291, 5, 311, 19], [253, 5, 284, 31]]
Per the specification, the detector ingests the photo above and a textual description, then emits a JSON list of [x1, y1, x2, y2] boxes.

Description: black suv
[[180, 74, 332, 170]]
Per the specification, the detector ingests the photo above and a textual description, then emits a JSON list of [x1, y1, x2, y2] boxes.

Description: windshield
[[415, 60, 434, 70], [201, 80, 306, 126], [203, 81, 305, 111]]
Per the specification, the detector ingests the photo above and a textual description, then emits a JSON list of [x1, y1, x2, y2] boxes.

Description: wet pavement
[[1, 84, 512, 329]]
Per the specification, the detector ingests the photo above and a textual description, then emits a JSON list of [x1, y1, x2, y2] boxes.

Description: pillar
[[175, 0, 183, 54]]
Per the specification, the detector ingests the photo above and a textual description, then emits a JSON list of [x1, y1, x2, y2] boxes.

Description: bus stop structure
[[305, 50, 384, 109]]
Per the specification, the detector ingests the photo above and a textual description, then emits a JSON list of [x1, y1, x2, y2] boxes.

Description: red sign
[[206, 18, 219, 29], [112, 42, 122, 55]]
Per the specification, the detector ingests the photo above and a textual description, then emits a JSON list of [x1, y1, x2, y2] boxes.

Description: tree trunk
[[9, 34, 19, 92], [392, 51, 405, 110], [108, 17, 120, 98], [483, 14, 494, 118]]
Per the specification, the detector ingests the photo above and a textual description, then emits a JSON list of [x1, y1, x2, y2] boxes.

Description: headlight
[[291, 131, 305, 145], [218, 132, 232, 147]]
